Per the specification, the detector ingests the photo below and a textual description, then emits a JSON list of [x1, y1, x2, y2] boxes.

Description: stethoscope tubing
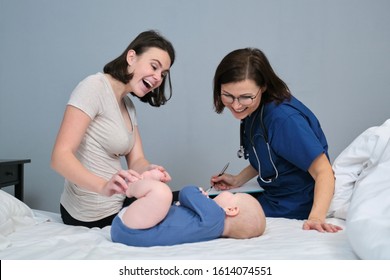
[[238, 105, 278, 183]]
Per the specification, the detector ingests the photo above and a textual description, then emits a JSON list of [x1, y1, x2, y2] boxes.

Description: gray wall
[[1, 0, 389, 213]]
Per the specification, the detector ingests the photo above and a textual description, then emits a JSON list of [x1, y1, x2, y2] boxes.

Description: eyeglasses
[[221, 88, 261, 106]]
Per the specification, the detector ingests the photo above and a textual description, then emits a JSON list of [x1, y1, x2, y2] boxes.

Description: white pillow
[[0, 234, 11, 250], [328, 119, 390, 219], [346, 139, 390, 259], [0, 190, 36, 236]]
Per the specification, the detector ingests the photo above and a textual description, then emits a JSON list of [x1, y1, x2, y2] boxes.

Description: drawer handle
[[6, 172, 14, 176]]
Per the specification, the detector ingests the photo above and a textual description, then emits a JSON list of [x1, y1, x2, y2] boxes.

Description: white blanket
[[0, 191, 356, 260], [329, 119, 390, 259], [0, 209, 354, 260]]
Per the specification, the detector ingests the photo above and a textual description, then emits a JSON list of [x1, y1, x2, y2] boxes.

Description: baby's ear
[[224, 206, 240, 217]]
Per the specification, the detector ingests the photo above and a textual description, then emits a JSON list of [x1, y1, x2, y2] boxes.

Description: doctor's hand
[[302, 218, 343, 233], [210, 173, 240, 191]]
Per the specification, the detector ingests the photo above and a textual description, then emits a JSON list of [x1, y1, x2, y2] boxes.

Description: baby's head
[[213, 192, 266, 239]]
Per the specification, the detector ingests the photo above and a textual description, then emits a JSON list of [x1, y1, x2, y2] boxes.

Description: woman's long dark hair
[[104, 30, 175, 107], [213, 48, 291, 113]]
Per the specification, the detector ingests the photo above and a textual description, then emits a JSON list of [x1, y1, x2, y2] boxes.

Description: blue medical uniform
[[111, 186, 225, 247], [243, 96, 329, 219]]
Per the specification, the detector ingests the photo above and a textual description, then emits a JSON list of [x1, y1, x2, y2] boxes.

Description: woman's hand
[[302, 218, 343, 233], [142, 169, 165, 181], [306, 154, 337, 232], [210, 173, 240, 191], [101, 170, 142, 197]]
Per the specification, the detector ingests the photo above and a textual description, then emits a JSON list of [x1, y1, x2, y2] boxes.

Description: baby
[[111, 169, 266, 247]]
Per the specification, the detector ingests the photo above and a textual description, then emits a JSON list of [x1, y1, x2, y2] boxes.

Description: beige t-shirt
[[60, 72, 137, 221]]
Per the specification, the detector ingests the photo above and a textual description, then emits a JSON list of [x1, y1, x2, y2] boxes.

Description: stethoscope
[[237, 105, 279, 183]]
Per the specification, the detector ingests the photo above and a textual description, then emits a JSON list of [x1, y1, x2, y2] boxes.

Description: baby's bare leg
[[121, 179, 172, 229]]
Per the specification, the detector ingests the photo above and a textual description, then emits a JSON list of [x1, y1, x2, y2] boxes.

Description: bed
[[1, 120, 389, 260], [0, 193, 355, 260]]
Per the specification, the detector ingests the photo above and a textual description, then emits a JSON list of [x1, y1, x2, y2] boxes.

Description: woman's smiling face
[[220, 79, 263, 120], [127, 47, 171, 97]]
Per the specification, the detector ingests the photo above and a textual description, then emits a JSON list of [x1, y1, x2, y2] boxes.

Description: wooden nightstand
[[0, 159, 31, 201]]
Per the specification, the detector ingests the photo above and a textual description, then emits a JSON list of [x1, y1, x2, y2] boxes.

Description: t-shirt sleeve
[[67, 75, 105, 119], [272, 113, 326, 171]]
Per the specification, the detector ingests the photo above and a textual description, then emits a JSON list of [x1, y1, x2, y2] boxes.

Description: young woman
[[210, 48, 342, 233], [51, 30, 175, 228]]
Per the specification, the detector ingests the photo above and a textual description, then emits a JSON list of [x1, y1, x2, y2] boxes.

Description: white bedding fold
[[329, 119, 390, 220]]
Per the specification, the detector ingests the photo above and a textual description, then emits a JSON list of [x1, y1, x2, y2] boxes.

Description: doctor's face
[[221, 79, 263, 120]]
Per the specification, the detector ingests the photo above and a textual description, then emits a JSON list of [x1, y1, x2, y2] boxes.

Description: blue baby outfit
[[111, 186, 225, 247]]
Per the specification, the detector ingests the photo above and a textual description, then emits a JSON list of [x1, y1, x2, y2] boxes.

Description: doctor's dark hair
[[103, 30, 175, 107], [213, 48, 291, 113]]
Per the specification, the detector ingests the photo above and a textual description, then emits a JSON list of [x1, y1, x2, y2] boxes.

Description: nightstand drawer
[[0, 164, 19, 185]]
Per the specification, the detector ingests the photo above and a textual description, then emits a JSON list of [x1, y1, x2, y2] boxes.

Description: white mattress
[[0, 209, 357, 260]]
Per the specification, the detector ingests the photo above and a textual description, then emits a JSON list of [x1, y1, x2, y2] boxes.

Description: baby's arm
[[122, 179, 172, 230], [179, 186, 221, 222]]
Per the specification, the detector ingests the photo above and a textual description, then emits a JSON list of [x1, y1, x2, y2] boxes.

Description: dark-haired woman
[[210, 48, 342, 233], [51, 30, 175, 228]]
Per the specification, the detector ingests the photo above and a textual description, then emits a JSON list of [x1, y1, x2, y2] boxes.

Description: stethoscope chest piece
[[237, 146, 247, 159]]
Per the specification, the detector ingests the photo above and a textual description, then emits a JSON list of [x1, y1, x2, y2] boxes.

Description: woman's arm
[[51, 106, 132, 196], [303, 153, 342, 232]]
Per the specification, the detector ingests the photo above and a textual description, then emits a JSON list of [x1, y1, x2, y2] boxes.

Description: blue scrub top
[[243, 96, 329, 219]]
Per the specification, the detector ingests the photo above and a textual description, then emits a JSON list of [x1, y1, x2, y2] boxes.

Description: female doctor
[[211, 48, 341, 233]]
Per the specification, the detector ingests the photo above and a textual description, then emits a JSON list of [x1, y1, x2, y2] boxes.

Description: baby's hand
[[199, 187, 209, 197]]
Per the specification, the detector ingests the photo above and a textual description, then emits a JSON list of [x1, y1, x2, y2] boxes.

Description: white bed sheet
[[0, 210, 357, 260]]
